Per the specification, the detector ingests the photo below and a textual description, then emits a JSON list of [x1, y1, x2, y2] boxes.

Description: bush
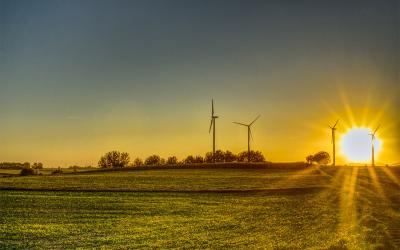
[[20, 168, 35, 176], [98, 151, 130, 168]]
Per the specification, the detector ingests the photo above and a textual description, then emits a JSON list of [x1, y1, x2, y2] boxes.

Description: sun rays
[[318, 87, 398, 165]]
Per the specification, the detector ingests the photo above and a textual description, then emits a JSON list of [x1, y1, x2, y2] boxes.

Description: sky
[[0, 0, 399, 167]]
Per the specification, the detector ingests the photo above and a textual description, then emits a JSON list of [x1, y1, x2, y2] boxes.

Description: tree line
[[98, 150, 266, 168], [0, 162, 44, 170]]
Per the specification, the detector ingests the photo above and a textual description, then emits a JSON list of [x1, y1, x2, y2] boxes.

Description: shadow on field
[[0, 186, 327, 195]]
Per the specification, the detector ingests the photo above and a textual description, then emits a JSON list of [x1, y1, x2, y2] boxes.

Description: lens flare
[[340, 128, 382, 163]]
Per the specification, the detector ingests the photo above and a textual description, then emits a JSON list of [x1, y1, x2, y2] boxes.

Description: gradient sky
[[0, 0, 399, 166]]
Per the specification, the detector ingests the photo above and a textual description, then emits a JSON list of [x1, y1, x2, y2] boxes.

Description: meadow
[[0, 165, 399, 249]]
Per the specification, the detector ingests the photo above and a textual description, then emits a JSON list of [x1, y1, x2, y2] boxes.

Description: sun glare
[[340, 128, 382, 163]]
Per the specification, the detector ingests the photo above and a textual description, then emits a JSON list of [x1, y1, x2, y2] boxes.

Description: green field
[[0, 166, 399, 249]]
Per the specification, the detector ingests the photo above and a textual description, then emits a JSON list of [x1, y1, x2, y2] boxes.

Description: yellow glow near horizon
[[340, 128, 382, 163]]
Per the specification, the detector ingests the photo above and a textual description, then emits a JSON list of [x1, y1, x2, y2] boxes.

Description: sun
[[340, 128, 382, 163]]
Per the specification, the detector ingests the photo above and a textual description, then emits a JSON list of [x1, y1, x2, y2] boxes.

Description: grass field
[[0, 165, 399, 249], [0, 169, 21, 176]]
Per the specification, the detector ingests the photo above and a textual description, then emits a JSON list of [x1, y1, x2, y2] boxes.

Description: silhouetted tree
[[311, 151, 331, 165], [98, 151, 130, 168], [0, 162, 36, 169], [204, 152, 214, 163], [237, 150, 265, 162], [133, 158, 144, 166], [184, 155, 195, 164], [193, 155, 204, 163], [167, 156, 178, 165], [214, 150, 225, 163], [306, 155, 314, 165], [32, 162, 43, 169], [224, 151, 237, 162], [306, 155, 313, 165], [145, 155, 162, 165], [160, 158, 166, 165]]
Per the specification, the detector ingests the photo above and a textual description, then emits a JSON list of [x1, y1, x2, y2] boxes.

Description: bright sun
[[340, 128, 382, 163]]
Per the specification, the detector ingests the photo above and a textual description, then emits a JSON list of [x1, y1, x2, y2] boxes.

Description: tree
[[160, 158, 166, 165], [306, 155, 314, 165], [98, 151, 130, 168], [224, 151, 237, 162], [133, 158, 144, 166], [193, 155, 204, 163], [237, 150, 265, 162], [32, 162, 43, 169], [311, 151, 331, 165], [145, 155, 162, 165], [184, 155, 195, 164], [166, 156, 178, 165], [204, 152, 214, 163], [214, 150, 225, 163]]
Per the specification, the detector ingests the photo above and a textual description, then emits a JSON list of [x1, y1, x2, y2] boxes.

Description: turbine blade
[[250, 115, 260, 126], [250, 128, 254, 142], [209, 118, 213, 133], [374, 124, 380, 135], [233, 121, 248, 127], [211, 99, 214, 116], [333, 119, 339, 128]]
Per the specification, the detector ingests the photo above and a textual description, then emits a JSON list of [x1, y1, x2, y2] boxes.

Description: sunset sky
[[0, 0, 399, 166]]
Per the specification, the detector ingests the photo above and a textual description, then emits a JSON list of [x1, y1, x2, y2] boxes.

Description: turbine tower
[[329, 119, 339, 167], [369, 125, 380, 167], [233, 115, 260, 162], [209, 99, 218, 163]]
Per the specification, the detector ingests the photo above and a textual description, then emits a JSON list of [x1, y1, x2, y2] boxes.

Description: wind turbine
[[209, 99, 218, 163], [369, 125, 380, 167], [233, 115, 260, 162], [329, 119, 339, 167]]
